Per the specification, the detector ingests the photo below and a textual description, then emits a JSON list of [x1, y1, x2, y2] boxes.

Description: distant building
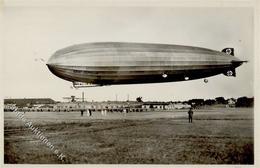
[[6, 97, 234, 112], [30, 104, 55, 112], [172, 103, 191, 109], [142, 102, 169, 110], [142, 102, 191, 110], [4, 104, 17, 112], [53, 101, 143, 112], [4, 98, 55, 108], [226, 98, 236, 108]]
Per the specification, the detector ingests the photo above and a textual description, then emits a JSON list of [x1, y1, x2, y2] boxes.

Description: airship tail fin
[[222, 48, 234, 56], [223, 68, 236, 77]]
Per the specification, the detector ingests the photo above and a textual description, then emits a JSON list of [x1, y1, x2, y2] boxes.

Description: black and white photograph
[[1, 0, 258, 166]]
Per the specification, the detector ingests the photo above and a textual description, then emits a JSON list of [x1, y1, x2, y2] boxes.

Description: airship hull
[[47, 42, 244, 85]]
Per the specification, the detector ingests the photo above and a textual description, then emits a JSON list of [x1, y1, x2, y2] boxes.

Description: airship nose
[[46, 54, 57, 73], [46, 63, 57, 75], [46, 52, 60, 74]]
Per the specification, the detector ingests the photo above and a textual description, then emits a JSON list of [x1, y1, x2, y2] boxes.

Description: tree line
[[186, 96, 254, 107], [136, 96, 254, 108]]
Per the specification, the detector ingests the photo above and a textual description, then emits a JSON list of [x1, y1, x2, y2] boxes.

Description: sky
[[3, 6, 254, 102]]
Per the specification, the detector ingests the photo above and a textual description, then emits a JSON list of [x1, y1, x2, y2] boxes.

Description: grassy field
[[4, 108, 253, 164]]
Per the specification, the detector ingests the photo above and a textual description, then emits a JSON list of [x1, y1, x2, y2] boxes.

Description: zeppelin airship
[[46, 42, 246, 88]]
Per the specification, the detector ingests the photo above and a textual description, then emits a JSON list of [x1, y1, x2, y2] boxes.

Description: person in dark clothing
[[188, 107, 194, 123], [81, 110, 84, 116]]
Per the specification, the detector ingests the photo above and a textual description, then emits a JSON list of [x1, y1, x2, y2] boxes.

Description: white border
[[1, 0, 259, 168]]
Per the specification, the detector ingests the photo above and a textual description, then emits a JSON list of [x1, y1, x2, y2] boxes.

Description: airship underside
[[47, 42, 245, 87]]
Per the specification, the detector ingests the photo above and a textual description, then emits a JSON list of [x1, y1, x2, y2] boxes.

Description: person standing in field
[[188, 107, 194, 123], [81, 110, 84, 116], [89, 109, 92, 116]]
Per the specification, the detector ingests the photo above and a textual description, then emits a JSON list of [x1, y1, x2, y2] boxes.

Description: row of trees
[[186, 97, 254, 107], [136, 96, 254, 107], [235, 97, 254, 107]]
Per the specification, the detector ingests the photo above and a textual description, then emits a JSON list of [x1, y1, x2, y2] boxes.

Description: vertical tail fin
[[222, 48, 234, 56]]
